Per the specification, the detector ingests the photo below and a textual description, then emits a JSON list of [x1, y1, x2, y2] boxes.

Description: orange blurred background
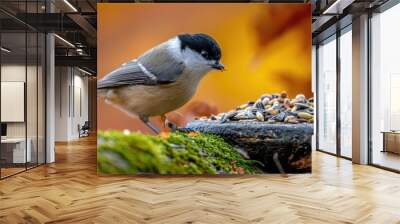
[[98, 3, 311, 134]]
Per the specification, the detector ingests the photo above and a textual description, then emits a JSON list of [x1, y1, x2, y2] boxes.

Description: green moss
[[97, 131, 261, 174]]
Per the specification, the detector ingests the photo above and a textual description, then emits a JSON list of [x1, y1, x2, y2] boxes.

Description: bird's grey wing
[[98, 51, 184, 89], [97, 60, 156, 89], [138, 43, 185, 84]]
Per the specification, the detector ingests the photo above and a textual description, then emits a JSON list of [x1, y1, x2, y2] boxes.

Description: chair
[[79, 121, 90, 138]]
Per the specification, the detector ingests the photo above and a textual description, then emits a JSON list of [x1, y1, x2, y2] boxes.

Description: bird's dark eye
[[201, 51, 209, 59]]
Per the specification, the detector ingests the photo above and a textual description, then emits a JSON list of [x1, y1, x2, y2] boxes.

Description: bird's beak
[[211, 62, 225, 71]]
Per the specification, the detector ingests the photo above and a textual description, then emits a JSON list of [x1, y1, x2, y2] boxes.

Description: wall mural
[[97, 3, 312, 175]]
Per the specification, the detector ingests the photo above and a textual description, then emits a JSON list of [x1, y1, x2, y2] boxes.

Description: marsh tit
[[98, 33, 224, 133]]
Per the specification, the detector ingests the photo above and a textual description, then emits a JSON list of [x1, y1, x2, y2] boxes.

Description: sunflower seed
[[297, 112, 313, 120], [200, 91, 313, 124], [238, 103, 248, 110], [280, 91, 288, 99], [271, 112, 286, 122], [256, 111, 264, 121], [295, 94, 306, 103], [293, 103, 310, 110], [220, 111, 238, 123], [284, 115, 296, 123], [255, 101, 265, 111]]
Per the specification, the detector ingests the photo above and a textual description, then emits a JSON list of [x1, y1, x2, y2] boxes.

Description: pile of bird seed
[[196, 92, 314, 124]]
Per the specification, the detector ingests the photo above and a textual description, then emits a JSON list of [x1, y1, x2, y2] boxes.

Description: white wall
[[1, 65, 38, 138], [71, 73, 89, 138], [55, 67, 69, 141], [1, 65, 26, 138], [54, 67, 89, 141]]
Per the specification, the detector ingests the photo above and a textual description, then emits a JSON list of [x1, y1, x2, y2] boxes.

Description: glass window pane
[[1, 30, 27, 177], [26, 0, 39, 169], [340, 29, 352, 158], [0, 1, 46, 179], [318, 36, 337, 154], [371, 4, 400, 171]]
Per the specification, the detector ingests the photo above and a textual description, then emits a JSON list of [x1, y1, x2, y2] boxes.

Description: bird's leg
[[161, 114, 178, 132], [139, 116, 160, 134], [161, 114, 167, 128], [273, 152, 288, 177]]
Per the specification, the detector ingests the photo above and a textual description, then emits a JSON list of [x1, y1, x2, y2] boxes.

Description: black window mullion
[[336, 28, 341, 157], [367, 11, 373, 165], [44, 31, 47, 164], [24, 0, 28, 171], [316, 44, 320, 151], [43, 0, 47, 165], [36, 0, 39, 167]]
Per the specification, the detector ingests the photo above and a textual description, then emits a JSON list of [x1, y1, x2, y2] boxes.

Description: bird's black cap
[[178, 33, 222, 62]]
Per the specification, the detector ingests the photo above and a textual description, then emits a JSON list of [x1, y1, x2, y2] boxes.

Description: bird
[[97, 33, 224, 134]]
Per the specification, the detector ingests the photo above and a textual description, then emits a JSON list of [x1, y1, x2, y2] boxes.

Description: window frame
[[315, 23, 353, 160]]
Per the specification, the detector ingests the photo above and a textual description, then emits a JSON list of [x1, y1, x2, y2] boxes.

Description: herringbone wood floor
[[1, 136, 400, 224]]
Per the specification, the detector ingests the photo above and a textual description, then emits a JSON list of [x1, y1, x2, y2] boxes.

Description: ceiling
[[0, 0, 97, 74], [311, 0, 390, 43], [0, 0, 393, 74]]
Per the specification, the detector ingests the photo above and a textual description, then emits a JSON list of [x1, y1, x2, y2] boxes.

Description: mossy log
[[97, 131, 261, 175], [182, 121, 313, 173]]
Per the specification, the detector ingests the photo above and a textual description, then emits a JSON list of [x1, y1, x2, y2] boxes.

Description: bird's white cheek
[[186, 63, 212, 76], [184, 58, 212, 75], [182, 49, 206, 65]]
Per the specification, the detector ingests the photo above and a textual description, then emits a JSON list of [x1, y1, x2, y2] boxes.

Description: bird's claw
[[161, 114, 178, 132], [139, 116, 160, 134], [165, 120, 178, 132]]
